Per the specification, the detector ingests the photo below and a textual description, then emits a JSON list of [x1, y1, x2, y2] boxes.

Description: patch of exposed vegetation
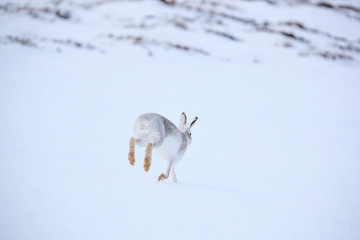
[[107, 34, 209, 55], [0, 2, 71, 20]]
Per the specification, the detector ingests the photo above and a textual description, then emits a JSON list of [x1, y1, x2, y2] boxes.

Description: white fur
[[155, 135, 182, 161], [132, 112, 198, 182]]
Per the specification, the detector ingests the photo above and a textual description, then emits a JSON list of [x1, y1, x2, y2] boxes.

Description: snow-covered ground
[[1, 0, 360, 239]]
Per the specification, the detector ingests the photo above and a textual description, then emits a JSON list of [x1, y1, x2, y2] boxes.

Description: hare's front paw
[[158, 173, 168, 181]]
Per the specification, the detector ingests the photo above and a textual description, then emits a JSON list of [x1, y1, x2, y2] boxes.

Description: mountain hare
[[128, 112, 198, 183]]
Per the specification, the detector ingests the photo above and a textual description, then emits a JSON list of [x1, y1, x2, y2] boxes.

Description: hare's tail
[[134, 123, 151, 138], [135, 128, 151, 138]]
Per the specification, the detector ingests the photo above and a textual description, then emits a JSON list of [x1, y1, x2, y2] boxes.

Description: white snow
[[1, 0, 360, 239]]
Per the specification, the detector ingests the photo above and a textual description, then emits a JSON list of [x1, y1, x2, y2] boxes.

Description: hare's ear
[[180, 112, 187, 126], [190, 117, 198, 128]]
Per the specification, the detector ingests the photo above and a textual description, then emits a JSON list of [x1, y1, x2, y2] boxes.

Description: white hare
[[128, 112, 198, 183]]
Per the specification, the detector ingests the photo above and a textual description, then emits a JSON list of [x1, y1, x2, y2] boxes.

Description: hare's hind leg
[[128, 137, 135, 166], [158, 162, 171, 182], [144, 143, 153, 172]]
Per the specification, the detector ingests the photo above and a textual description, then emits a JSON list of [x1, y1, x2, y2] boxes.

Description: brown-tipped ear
[[190, 117, 198, 128], [181, 112, 187, 124]]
